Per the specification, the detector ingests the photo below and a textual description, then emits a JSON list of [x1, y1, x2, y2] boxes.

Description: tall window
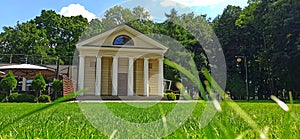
[[113, 35, 134, 45]]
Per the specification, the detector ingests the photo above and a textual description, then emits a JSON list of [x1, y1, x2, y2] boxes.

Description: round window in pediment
[[113, 35, 134, 45]]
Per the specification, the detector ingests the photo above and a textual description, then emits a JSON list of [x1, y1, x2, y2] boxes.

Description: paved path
[[71, 100, 202, 103]]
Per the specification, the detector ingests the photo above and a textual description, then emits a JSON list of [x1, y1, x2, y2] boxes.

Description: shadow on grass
[[0, 89, 85, 131]]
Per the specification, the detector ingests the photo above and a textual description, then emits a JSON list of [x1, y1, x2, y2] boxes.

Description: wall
[[134, 58, 144, 95], [84, 56, 96, 95], [149, 59, 159, 95], [101, 57, 112, 95]]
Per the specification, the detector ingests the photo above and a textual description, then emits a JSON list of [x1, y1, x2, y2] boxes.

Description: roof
[[0, 64, 59, 79], [0, 64, 48, 70], [76, 24, 168, 51]]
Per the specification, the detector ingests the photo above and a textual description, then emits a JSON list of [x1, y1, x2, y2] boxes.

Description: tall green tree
[[213, 5, 245, 98], [35, 10, 89, 64], [81, 18, 103, 39], [0, 20, 49, 64], [212, 0, 300, 99], [52, 79, 63, 99], [0, 71, 17, 96], [81, 6, 152, 39], [101, 6, 151, 30], [0, 10, 88, 65], [31, 73, 46, 97]]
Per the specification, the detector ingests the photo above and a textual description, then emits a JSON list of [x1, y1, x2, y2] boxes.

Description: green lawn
[[0, 101, 299, 138]]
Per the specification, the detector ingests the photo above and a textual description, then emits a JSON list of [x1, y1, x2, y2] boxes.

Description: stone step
[[76, 95, 167, 100]]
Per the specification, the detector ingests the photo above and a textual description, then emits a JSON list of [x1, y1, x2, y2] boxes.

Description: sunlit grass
[[0, 102, 299, 138], [1, 58, 299, 138]]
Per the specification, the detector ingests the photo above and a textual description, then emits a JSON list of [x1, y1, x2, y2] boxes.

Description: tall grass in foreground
[[163, 59, 300, 139], [0, 102, 299, 138], [0, 60, 299, 138]]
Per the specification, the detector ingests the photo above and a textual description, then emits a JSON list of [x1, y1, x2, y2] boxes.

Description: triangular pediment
[[76, 24, 168, 51]]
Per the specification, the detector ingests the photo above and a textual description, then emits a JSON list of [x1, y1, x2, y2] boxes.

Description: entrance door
[[118, 73, 128, 96]]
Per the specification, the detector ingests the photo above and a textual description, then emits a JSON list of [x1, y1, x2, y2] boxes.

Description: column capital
[[144, 57, 149, 60], [96, 55, 102, 58]]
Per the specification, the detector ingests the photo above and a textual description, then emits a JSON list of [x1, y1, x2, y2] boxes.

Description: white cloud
[[58, 4, 96, 22], [160, 0, 225, 7], [160, 0, 177, 7]]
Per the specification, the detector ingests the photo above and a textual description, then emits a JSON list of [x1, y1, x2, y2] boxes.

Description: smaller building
[[76, 24, 168, 98]]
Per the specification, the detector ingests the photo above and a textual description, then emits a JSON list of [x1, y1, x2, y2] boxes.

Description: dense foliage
[[52, 79, 63, 99], [38, 94, 51, 103], [0, 71, 17, 95], [0, 94, 5, 101], [7, 93, 35, 102], [0, 10, 88, 65], [164, 92, 177, 100], [213, 0, 300, 99], [31, 73, 46, 96]]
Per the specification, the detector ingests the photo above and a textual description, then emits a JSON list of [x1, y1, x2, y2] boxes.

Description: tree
[[31, 73, 46, 97], [226, 74, 246, 99], [0, 71, 17, 96], [0, 20, 50, 64], [0, 10, 89, 65], [81, 18, 103, 39], [101, 6, 151, 31], [132, 6, 151, 21], [35, 10, 89, 64], [211, 0, 300, 100], [212, 5, 246, 98], [52, 79, 63, 99], [101, 6, 135, 30]]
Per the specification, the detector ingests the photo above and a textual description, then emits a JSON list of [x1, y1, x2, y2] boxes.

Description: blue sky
[[0, 0, 248, 32]]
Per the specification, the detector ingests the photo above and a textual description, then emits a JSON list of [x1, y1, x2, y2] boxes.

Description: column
[[128, 57, 134, 96], [112, 56, 118, 96], [78, 55, 85, 96], [95, 56, 102, 96], [22, 77, 26, 91], [144, 58, 149, 96], [158, 58, 164, 96]]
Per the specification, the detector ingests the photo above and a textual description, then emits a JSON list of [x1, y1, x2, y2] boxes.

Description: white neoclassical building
[[76, 24, 168, 98]]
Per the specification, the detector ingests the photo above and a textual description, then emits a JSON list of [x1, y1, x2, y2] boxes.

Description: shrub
[[7, 93, 19, 102], [165, 93, 176, 101], [0, 94, 6, 102], [32, 73, 46, 96], [52, 79, 63, 99], [18, 94, 36, 102], [0, 71, 17, 95], [38, 95, 51, 103], [165, 90, 172, 93], [7, 93, 35, 102]]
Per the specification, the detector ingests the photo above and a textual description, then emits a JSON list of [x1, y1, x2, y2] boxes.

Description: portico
[[76, 24, 168, 98]]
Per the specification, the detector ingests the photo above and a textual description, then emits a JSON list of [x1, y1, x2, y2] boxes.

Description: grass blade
[[0, 89, 86, 131]]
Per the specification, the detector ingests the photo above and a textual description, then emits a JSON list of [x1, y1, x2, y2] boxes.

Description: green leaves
[[31, 73, 46, 96], [52, 79, 63, 93], [212, 0, 300, 99], [0, 10, 88, 65], [0, 71, 17, 93]]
